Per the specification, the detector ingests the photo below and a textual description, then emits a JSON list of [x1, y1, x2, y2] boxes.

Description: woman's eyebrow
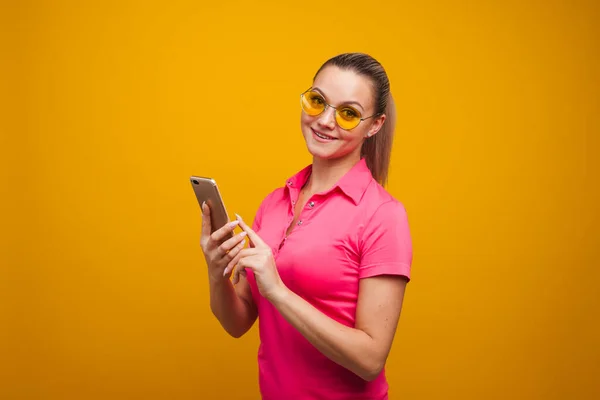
[[312, 87, 365, 111]]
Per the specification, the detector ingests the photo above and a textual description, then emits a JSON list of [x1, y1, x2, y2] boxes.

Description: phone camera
[[192, 179, 199, 185]]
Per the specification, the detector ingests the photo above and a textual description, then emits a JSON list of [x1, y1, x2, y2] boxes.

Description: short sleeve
[[359, 200, 413, 280]]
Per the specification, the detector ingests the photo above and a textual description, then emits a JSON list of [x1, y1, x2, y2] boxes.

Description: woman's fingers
[[209, 219, 240, 246], [232, 264, 247, 285], [224, 248, 255, 279], [222, 238, 247, 277], [232, 256, 251, 285], [235, 214, 267, 249], [217, 231, 248, 258]]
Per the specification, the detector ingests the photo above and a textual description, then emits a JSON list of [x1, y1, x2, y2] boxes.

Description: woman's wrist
[[208, 271, 230, 288], [266, 283, 291, 307]]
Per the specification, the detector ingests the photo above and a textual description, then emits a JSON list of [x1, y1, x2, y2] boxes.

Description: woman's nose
[[318, 106, 336, 129]]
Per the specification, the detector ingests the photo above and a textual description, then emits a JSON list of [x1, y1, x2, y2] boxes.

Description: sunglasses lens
[[301, 91, 326, 116], [335, 107, 361, 130]]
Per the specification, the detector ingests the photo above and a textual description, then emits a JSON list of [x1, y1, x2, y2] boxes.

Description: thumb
[[201, 202, 212, 239]]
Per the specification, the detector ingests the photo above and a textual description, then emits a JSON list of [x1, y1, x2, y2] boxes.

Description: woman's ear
[[365, 114, 386, 138]]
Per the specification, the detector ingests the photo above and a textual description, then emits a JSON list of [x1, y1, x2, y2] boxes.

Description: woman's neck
[[304, 154, 361, 194]]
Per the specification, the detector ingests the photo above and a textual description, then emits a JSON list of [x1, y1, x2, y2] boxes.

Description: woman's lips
[[311, 128, 337, 142]]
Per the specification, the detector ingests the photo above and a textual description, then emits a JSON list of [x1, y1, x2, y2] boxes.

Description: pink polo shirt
[[246, 158, 412, 400]]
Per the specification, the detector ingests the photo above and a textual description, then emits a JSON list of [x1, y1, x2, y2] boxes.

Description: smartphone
[[190, 176, 232, 236]]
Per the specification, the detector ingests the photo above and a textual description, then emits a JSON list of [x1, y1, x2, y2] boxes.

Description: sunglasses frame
[[300, 88, 380, 131]]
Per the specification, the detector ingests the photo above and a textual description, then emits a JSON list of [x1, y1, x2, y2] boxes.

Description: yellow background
[[2, 0, 599, 399]]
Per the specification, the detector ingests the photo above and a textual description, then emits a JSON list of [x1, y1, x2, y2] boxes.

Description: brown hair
[[313, 53, 396, 187]]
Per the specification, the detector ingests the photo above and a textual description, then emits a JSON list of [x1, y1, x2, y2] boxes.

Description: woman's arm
[[209, 275, 257, 338], [269, 275, 407, 381], [200, 202, 258, 338]]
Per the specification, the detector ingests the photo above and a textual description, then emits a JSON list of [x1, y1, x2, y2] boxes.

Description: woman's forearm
[[209, 277, 256, 338], [269, 287, 384, 381]]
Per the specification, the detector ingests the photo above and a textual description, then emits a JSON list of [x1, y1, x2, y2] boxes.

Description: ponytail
[[361, 92, 396, 187]]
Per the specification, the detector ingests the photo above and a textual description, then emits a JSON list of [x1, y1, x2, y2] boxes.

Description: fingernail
[[201, 201, 206, 210], [240, 231, 247, 237], [228, 220, 240, 228], [223, 267, 229, 276], [235, 213, 243, 221]]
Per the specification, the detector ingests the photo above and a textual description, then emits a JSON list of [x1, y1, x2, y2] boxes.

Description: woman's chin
[[305, 141, 336, 160]]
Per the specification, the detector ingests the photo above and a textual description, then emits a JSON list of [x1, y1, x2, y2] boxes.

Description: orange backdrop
[[1, 1, 599, 399]]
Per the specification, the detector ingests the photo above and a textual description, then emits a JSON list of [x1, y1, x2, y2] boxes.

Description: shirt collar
[[285, 158, 373, 205]]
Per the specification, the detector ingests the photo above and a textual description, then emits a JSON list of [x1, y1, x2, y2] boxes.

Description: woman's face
[[300, 66, 385, 162]]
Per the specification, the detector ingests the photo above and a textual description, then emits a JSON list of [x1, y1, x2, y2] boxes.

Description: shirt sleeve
[[359, 200, 413, 280]]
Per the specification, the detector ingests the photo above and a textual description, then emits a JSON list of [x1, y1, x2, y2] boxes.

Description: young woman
[[200, 53, 413, 400]]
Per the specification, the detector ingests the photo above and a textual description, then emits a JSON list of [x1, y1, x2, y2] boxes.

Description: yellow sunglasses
[[300, 88, 379, 130]]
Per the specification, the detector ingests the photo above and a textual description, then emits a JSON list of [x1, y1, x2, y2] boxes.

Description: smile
[[312, 128, 337, 141]]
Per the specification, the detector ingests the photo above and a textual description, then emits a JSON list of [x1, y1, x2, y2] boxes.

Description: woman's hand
[[224, 214, 287, 302], [200, 203, 248, 282]]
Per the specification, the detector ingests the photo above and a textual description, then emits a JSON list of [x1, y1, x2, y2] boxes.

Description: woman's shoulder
[[362, 178, 408, 216], [358, 181, 411, 246]]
